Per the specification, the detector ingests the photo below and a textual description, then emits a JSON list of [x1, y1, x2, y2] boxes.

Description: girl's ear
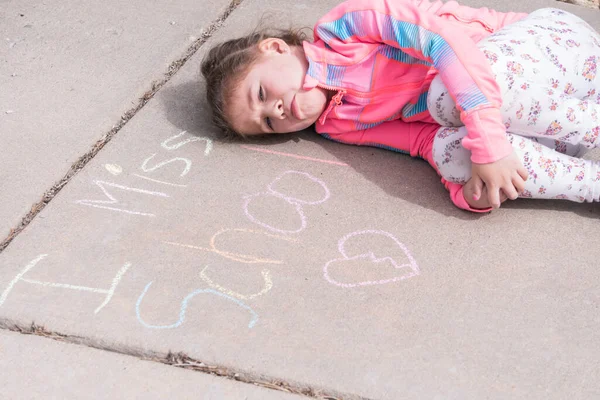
[[257, 38, 290, 55]]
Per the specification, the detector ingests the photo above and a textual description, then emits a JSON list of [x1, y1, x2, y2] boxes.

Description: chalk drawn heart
[[104, 163, 123, 176], [323, 230, 419, 288]]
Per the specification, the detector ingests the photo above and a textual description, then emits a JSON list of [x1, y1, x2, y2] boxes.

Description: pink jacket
[[303, 0, 527, 211]]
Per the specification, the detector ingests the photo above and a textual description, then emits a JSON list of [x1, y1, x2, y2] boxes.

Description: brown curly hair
[[200, 28, 309, 139]]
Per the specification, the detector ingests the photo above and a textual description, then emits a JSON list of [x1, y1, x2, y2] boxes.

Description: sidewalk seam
[[0, 320, 371, 400], [0, 0, 242, 254]]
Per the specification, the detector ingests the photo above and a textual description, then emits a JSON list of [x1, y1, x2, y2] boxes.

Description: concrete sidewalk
[[0, 0, 233, 239], [1, 0, 599, 399], [0, 329, 304, 400]]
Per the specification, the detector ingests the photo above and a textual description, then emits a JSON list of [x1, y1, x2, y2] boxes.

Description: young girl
[[201, 0, 600, 212]]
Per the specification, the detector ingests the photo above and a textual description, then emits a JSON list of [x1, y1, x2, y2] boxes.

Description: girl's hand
[[463, 178, 509, 210], [470, 152, 528, 209]]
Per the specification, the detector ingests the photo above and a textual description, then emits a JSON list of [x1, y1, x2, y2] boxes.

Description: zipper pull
[[332, 90, 345, 105], [318, 90, 346, 125]]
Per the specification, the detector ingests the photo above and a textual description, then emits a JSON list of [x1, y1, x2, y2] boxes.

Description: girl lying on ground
[[201, 0, 600, 212]]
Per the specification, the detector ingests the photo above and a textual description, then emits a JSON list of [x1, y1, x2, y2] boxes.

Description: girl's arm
[[313, 0, 512, 164], [436, 0, 527, 37], [320, 120, 492, 213]]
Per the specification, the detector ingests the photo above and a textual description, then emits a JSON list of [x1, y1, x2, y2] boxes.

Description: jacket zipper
[[316, 80, 424, 125], [318, 86, 346, 125]]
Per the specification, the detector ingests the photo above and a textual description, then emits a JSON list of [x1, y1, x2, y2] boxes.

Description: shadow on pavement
[[160, 79, 599, 221]]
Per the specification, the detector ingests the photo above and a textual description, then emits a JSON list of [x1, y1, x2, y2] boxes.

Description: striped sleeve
[[314, 0, 513, 163]]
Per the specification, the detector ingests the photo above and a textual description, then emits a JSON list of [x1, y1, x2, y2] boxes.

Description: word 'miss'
[[75, 131, 212, 217]]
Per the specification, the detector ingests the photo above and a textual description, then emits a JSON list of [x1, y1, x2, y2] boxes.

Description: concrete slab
[[0, 0, 232, 238], [0, 329, 304, 400], [1, 0, 599, 399]]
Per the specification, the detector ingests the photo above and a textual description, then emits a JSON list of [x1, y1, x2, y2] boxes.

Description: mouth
[[291, 95, 303, 120]]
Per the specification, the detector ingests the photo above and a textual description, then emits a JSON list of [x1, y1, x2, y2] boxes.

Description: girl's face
[[227, 38, 330, 136]]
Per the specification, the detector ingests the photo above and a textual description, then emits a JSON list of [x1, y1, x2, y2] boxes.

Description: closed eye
[[259, 86, 273, 131]]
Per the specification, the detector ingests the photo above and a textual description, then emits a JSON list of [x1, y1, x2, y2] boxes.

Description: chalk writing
[[267, 170, 330, 205], [0, 254, 131, 313], [165, 229, 286, 306], [132, 173, 187, 187], [200, 266, 273, 300], [105, 164, 123, 175], [244, 196, 306, 234], [77, 131, 209, 216], [74, 180, 169, 217], [162, 130, 213, 155], [323, 230, 420, 288], [141, 154, 192, 177], [135, 281, 259, 329], [241, 145, 349, 167], [164, 228, 297, 264], [244, 170, 330, 234]]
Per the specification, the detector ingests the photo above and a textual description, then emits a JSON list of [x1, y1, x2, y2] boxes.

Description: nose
[[272, 99, 285, 120]]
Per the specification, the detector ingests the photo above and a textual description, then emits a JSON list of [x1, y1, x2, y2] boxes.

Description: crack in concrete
[[0, 320, 370, 400], [0, 0, 243, 253], [0, 3, 373, 398]]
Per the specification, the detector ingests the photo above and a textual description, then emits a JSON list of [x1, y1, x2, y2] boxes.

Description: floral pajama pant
[[427, 8, 600, 202]]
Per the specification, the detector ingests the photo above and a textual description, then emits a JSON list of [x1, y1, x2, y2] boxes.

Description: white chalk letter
[[75, 180, 169, 217], [161, 130, 213, 156], [0, 254, 131, 314], [141, 154, 192, 177]]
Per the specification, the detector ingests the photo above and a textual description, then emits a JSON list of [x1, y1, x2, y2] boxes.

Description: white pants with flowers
[[427, 8, 600, 202]]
